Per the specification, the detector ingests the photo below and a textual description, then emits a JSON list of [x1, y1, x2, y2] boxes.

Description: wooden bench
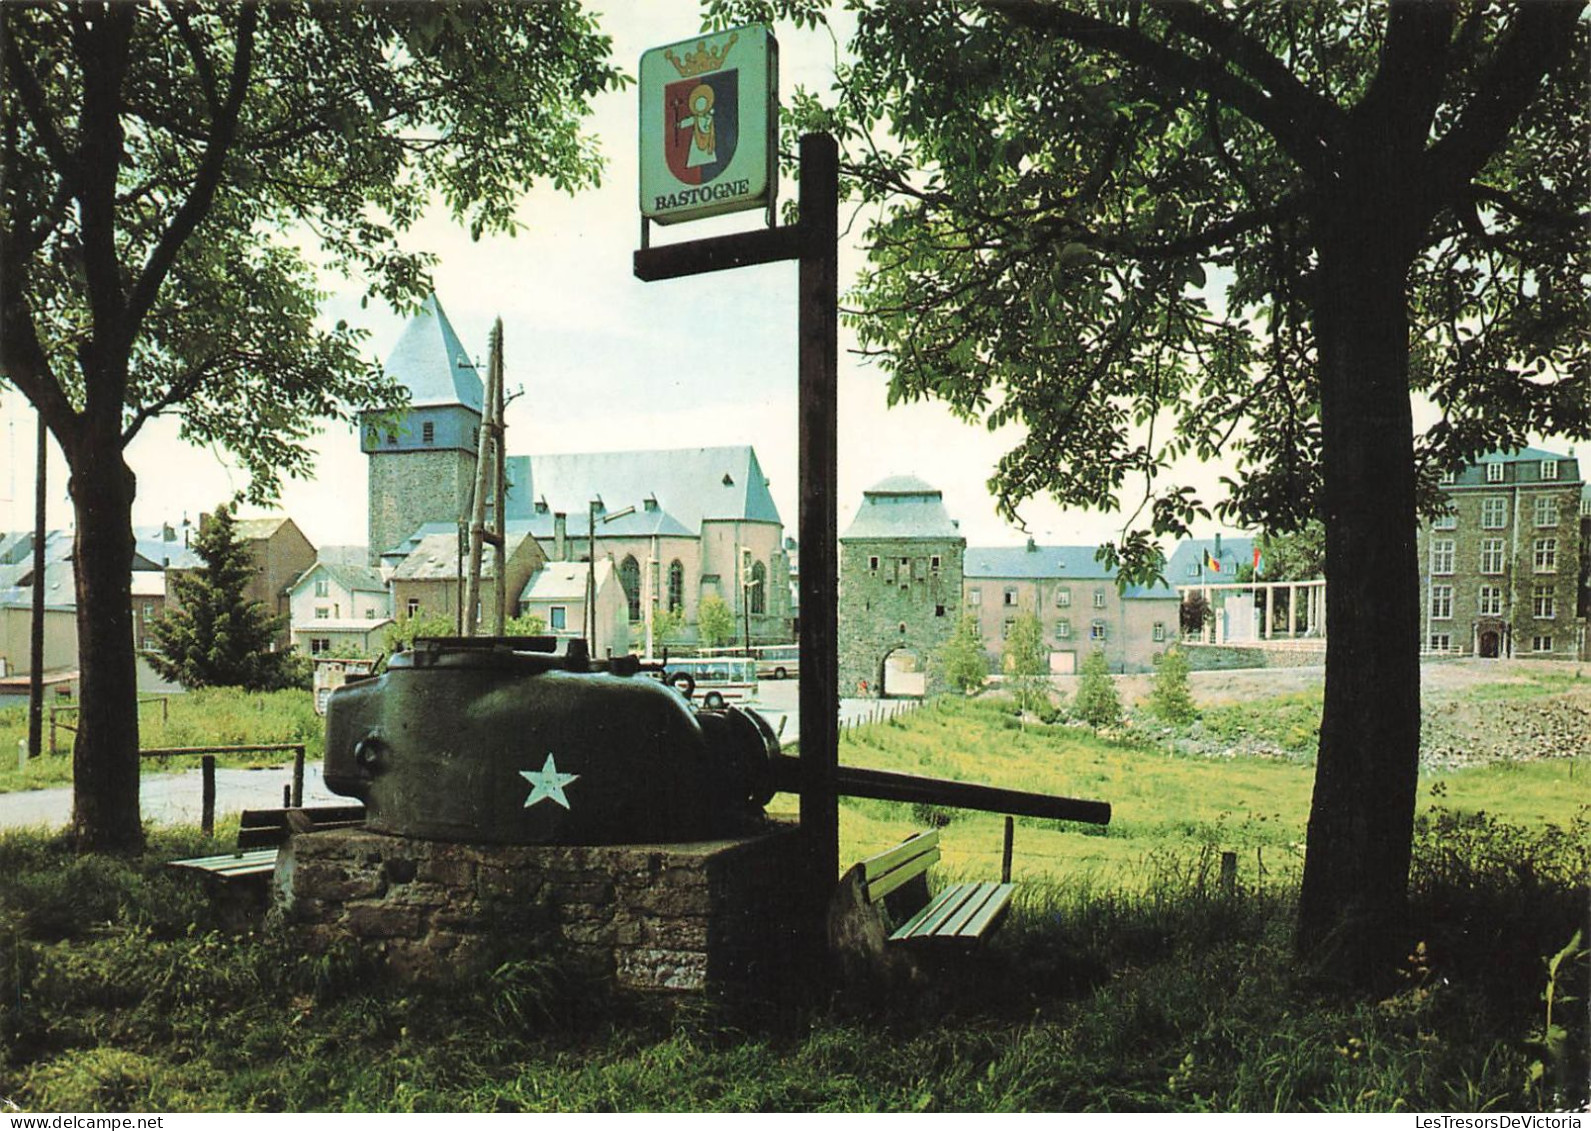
[[861, 829, 1014, 945], [168, 805, 365, 929], [828, 828, 1015, 985]]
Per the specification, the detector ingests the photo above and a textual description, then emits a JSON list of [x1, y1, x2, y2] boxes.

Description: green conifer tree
[[1148, 645, 1198, 724], [146, 505, 299, 690], [1073, 647, 1122, 728]]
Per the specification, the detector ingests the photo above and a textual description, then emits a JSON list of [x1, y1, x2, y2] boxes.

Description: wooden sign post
[[634, 132, 840, 900]]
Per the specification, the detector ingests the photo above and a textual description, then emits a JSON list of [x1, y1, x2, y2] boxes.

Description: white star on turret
[[520, 753, 579, 810]]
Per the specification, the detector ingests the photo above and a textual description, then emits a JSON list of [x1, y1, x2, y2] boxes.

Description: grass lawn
[[0, 688, 323, 793], [0, 680, 1584, 1112]]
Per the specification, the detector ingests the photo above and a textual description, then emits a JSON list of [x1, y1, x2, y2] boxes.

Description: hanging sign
[[639, 25, 778, 225]]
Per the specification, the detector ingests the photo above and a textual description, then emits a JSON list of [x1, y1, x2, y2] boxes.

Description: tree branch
[[1353, 0, 1456, 150], [1427, 0, 1585, 196], [164, 3, 219, 115], [3, 20, 77, 194], [1151, 0, 1344, 153], [980, 0, 1334, 178], [124, 3, 258, 346]]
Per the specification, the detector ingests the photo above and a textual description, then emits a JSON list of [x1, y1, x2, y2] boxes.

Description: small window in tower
[[422, 421, 434, 444]]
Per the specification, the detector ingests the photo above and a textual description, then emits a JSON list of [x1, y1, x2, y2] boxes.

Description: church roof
[[505, 447, 783, 532], [383, 294, 483, 412], [841, 476, 963, 541]]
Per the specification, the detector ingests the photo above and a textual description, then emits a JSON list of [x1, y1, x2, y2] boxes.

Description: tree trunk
[[67, 433, 143, 853], [1297, 185, 1425, 986]]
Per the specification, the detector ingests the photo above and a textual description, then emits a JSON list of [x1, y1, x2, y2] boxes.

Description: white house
[[518, 559, 628, 660], [289, 560, 392, 656]]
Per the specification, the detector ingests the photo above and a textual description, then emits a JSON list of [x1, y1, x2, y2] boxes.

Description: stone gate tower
[[838, 476, 966, 697], [363, 295, 482, 565]]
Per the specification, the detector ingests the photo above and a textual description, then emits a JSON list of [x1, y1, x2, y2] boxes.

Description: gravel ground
[[1087, 657, 1590, 768]]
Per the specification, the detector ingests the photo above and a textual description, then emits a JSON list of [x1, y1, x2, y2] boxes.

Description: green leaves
[[145, 505, 301, 692]]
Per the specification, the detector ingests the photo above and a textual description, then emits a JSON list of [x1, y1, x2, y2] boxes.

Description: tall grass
[[0, 688, 322, 793], [0, 812, 1582, 1113]]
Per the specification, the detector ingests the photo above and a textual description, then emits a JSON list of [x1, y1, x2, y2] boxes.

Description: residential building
[[517, 559, 628, 659], [289, 560, 393, 656], [390, 529, 545, 632], [1416, 448, 1587, 659], [964, 540, 1180, 674]]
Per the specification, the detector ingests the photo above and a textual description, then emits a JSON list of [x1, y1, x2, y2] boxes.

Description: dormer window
[[1439, 469, 1457, 485], [422, 421, 435, 444], [1540, 459, 1559, 481], [1486, 462, 1504, 483]]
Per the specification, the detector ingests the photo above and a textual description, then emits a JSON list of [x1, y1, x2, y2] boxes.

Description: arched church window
[[750, 560, 767, 616], [620, 555, 641, 621], [668, 560, 684, 613]]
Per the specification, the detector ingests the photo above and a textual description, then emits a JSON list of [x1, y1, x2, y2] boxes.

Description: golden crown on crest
[[665, 32, 738, 78]]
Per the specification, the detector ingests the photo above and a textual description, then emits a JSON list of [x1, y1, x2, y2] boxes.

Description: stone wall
[[272, 824, 815, 991], [1182, 642, 1327, 670], [839, 538, 965, 698]]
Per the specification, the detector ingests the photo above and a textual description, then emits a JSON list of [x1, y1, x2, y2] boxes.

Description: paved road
[[0, 762, 343, 831]]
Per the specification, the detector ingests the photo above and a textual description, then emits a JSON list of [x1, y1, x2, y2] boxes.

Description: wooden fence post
[[291, 745, 305, 808], [201, 755, 216, 837]]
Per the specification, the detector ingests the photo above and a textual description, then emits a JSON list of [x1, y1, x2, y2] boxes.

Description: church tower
[[364, 295, 483, 565]]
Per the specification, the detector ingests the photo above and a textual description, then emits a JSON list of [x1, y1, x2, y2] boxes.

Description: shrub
[[1073, 648, 1122, 727], [1149, 646, 1198, 724]]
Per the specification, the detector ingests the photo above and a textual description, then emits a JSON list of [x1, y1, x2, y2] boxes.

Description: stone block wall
[[272, 824, 815, 991], [839, 538, 965, 698]]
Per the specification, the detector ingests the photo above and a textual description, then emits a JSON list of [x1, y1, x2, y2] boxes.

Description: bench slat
[[240, 805, 365, 829], [944, 881, 1014, 939], [168, 848, 279, 880], [891, 881, 979, 941], [865, 843, 941, 903], [860, 830, 939, 883]]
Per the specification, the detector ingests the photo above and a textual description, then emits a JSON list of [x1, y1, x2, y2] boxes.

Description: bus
[[698, 644, 800, 681], [750, 644, 799, 680], [657, 656, 758, 709]]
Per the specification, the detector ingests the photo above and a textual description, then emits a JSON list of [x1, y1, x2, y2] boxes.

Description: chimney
[[1026, 536, 1037, 553], [162, 523, 175, 542], [1214, 532, 1223, 559], [554, 513, 567, 561]]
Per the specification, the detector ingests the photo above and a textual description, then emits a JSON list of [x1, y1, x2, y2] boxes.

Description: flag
[[1253, 547, 1264, 576], [1204, 549, 1221, 573]]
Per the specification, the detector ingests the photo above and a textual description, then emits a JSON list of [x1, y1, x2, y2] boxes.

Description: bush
[[1073, 648, 1122, 727], [1148, 646, 1197, 724]]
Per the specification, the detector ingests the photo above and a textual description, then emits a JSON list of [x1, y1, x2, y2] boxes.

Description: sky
[[0, 2, 1577, 555]]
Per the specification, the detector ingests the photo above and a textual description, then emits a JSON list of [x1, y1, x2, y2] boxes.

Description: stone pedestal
[[272, 823, 815, 991]]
